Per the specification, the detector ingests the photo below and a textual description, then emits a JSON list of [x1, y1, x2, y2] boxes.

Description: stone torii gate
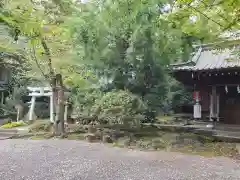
[[27, 87, 69, 123]]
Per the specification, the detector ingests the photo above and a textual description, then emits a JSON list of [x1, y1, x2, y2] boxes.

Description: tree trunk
[[40, 39, 65, 135], [56, 74, 65, 136], [51, 76, 59, 135], [40, 38, 60, 135]]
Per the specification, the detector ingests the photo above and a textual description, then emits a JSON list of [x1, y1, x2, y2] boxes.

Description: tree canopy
[[167, 0, 240, 42], [66, 0, 197, 115]]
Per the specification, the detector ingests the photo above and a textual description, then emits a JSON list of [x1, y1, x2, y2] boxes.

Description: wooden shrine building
[[172, 35, 240, 124]]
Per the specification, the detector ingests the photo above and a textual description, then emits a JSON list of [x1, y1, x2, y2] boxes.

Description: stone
[[87, 124, 97, 134], [236, 144, 240, 154], [123, 139, 131, 147], [151, 139, 166, 150], [102, 135, 113, 143], [84, 133, 96, 142], [94, 130, 103, 140]]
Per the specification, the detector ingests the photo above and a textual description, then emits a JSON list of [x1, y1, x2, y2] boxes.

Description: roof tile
[[173, 46, 240, 71]]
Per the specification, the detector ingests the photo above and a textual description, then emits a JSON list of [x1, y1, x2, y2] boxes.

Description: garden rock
[[123, 138, 131, 147], [94, 130, 103, 140], [70, 124, 86, 133], [87, 124, 97, 134], [151, 139, 166, 150], [110, 129, 123, 141], [102, 135, 113, 143], [84, 133, 96, 142]]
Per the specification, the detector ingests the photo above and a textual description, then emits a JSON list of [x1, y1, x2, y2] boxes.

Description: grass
[[1, 121, 26, 129]]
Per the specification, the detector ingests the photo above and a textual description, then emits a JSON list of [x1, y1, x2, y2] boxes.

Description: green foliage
[[67, 0, 192, 118], [34, 102, 50, 119], [0, 86, 28, 119], [70, 87, 103, 117], [161, 76, 193, 113], [3, 0, 231, 123], [92, 90, 147, 125], [171, 84, 193, 112], [0, 0, 75, 84], [168, 0, 240, 42], [1, 120, 26, 129]]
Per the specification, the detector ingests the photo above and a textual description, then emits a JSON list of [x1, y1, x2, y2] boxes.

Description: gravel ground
[[0, 140, 239, 180]]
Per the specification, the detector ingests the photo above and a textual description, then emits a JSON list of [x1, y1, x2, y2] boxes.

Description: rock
[[94, 130, 103, 140], [67, 118, 75, 124], [151, 139, 166, 150], [136, 140, 151, 149], [236, 144, 240, 153], [123, 139, 131, 147], [84, 133, 96, 142], [110, 129, 123, 141], [70, 124, 85, 133], [102, 135, 113, 143], [83, 125, 89, 131], [49, 125, 55, 134], [87, 124, 97, 134]]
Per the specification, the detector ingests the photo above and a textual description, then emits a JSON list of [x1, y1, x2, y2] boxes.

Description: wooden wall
[[219, 87, 240, 124]]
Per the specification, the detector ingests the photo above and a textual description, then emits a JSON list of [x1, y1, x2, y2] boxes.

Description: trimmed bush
[[71, 87, 103, 117], [92, 90, 147, 126]]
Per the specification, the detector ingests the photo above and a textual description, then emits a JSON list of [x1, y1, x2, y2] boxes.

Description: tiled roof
[[172, 44, 240, 71]]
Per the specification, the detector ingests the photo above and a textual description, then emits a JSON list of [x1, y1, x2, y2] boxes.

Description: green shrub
[[71, 87, 103, 117], [92, 90, 147, 126], [0, 86, 29, 120], [1, 121, 26, 129], [34, 102, 50, 119]]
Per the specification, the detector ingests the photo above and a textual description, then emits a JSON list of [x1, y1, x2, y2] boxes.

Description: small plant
[[1, 121, 26, 129]]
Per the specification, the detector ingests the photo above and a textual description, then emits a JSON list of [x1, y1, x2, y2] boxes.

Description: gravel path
[[0, 139, 239, 180]]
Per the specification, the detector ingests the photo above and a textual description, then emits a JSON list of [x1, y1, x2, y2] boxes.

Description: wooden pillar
[[1, 91, 4, 104], [217, 95, 220, 122], [210, 94, 213, 121], [29, 96, 36, 121], [211, 85, 218, 120], [50, 95, 54, 123], [64, 102, 68, 123]]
